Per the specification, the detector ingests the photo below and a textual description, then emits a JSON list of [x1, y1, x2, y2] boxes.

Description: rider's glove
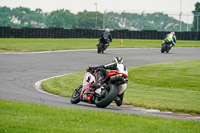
[[88, 66, 93, 70]]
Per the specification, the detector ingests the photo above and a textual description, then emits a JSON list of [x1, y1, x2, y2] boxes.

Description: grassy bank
[[0, 100, 199, 133], [42, 60, 200, 115], [0, 38, 200, 53]]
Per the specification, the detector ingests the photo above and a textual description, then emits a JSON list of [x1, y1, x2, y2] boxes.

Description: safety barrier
[[0, 27, 199, 40]]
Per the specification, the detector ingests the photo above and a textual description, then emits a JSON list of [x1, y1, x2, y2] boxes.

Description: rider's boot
[[90, 72, 103, 90], [115, 96, 122, 106], [115, 93, 124, 106]]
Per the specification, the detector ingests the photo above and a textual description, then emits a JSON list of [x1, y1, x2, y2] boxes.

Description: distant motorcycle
[[70, 66, 128, 108], [97, 39, 110, 54], [161, 38, 172, 53]]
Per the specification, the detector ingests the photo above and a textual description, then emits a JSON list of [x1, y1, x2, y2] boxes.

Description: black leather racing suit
[[94, 62, 117, 78], [99, 31, 112, 45]]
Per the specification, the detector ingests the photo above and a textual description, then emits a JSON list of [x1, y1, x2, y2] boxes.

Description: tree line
[[0, 2, 199, 31]]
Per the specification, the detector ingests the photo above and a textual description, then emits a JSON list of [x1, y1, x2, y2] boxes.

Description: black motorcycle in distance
[[97, 37, 110, 54]]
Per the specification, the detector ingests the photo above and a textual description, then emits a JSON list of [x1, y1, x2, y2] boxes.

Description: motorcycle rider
[[98, 28, 112, 52], [164, 32, 176, 47], [88, 57, 127, 106]]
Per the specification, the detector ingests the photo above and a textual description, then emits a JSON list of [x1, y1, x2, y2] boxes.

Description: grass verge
[[42, 60, 200, 115], [0, 38, 200, 53], [0, 99, 200, 133]]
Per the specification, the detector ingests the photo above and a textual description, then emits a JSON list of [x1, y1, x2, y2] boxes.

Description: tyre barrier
[[0, 27, 199, 40]]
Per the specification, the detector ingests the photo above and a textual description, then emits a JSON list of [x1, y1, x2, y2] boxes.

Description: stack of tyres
[[44, 28, 49, 38], [48, 28, 53, 38], [1, 27, 11, 38], [124, 30, 129, 39], [65, 29, 70, 38], [154, 31, 159, 39], [54, 28, 59, 38], [76, 28, 81, 38], [59, 28, 64, 38]]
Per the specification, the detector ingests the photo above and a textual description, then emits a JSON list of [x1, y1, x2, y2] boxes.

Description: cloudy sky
[[0, 0, 198, 13], [0, 0, 199, 23]]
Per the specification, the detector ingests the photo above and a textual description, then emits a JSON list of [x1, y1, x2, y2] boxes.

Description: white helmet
[[105, 28, 110, 32], [170, 31, 175, 35], [112, 57, 123, 64]]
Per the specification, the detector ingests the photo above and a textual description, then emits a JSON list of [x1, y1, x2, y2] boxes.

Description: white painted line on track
[[34, 72, 200, 121], [0, 48, 162, 55], [0, 47, 194, 55], [144, 109, 161, 113], [35, 73, 72, 97]]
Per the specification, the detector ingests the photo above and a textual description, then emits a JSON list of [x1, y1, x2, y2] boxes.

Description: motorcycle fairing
[[80, 72, 96, 103], [83, 72, 96, 85], [118, 83, 127, 95], [116, 64, 128, 76], [106, 70, 128, 78]]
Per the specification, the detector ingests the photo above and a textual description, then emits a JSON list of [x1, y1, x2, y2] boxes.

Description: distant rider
[[99, 28, 112, 48], [88, 57, 127, 106], [164, 32, 176, 47]]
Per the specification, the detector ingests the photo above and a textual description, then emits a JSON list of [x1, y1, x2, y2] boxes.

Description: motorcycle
[[70, 66, 128, 108], [97, 38, 110, 54], [161, 38, 172, 53]]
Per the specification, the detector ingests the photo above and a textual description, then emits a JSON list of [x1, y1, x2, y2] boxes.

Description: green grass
[[1, 39, 200, 132], [0, 38, 200, 53], [0, 99, 199, 133], [42, 60, 200, 115]]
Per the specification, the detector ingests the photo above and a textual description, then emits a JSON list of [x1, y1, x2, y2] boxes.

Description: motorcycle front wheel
[[97, 43, 103, 53], [161, 43, 166, 53], [166, 45, 171, 53], [95, 84, 118, 108], [70, 85, 82, 104]]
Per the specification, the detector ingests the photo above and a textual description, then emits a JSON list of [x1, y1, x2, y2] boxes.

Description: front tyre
[[70, 85, 82, 104], [95, 84, 118, 108], [166, 45, 171, 53], [97, 43, 103, 53], [161, 43, 166, 53]]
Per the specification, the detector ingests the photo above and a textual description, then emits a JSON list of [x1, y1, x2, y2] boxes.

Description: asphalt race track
[[0, 47, 200, 120]]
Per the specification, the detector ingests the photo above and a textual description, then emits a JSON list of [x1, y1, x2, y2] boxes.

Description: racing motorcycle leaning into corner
[[161, 38, 172, 53], [70, 60, 128, 108], [161, 32, 176, 53], [97, 28, 112, 54]]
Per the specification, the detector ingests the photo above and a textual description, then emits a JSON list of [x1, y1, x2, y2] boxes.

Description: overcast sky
[[0, 0, 199, 23], [0, 0, 199, 13]]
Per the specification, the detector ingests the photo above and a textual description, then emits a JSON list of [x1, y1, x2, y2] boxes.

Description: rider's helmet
[[170, 31, 175, 35], [105, 28, 110, 32], [112, 57, 123, 64]]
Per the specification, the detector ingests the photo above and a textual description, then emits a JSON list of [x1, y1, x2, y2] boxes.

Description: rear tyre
[[95, 84, 118, 108], [70, 85, 82, 104]]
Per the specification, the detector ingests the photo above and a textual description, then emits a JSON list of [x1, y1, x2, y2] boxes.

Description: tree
[[76, 10, 103, 29], [45, 9, 76, 28], [104, 12, 184, 31], [11, 7, 45, 28], [0, 6, 12, 26], [0, 6, 193, 30], [192, 2, 200, 31]]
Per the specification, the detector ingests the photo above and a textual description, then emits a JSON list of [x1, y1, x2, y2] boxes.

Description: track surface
[[0, 48, 200, 120]]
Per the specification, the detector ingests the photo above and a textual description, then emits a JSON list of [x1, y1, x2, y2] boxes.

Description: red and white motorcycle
[[70, 65, 128, 108]]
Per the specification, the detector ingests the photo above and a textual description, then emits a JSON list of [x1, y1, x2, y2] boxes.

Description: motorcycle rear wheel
[[95, 84, 118, 108], [70, 85, 82, 104]]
